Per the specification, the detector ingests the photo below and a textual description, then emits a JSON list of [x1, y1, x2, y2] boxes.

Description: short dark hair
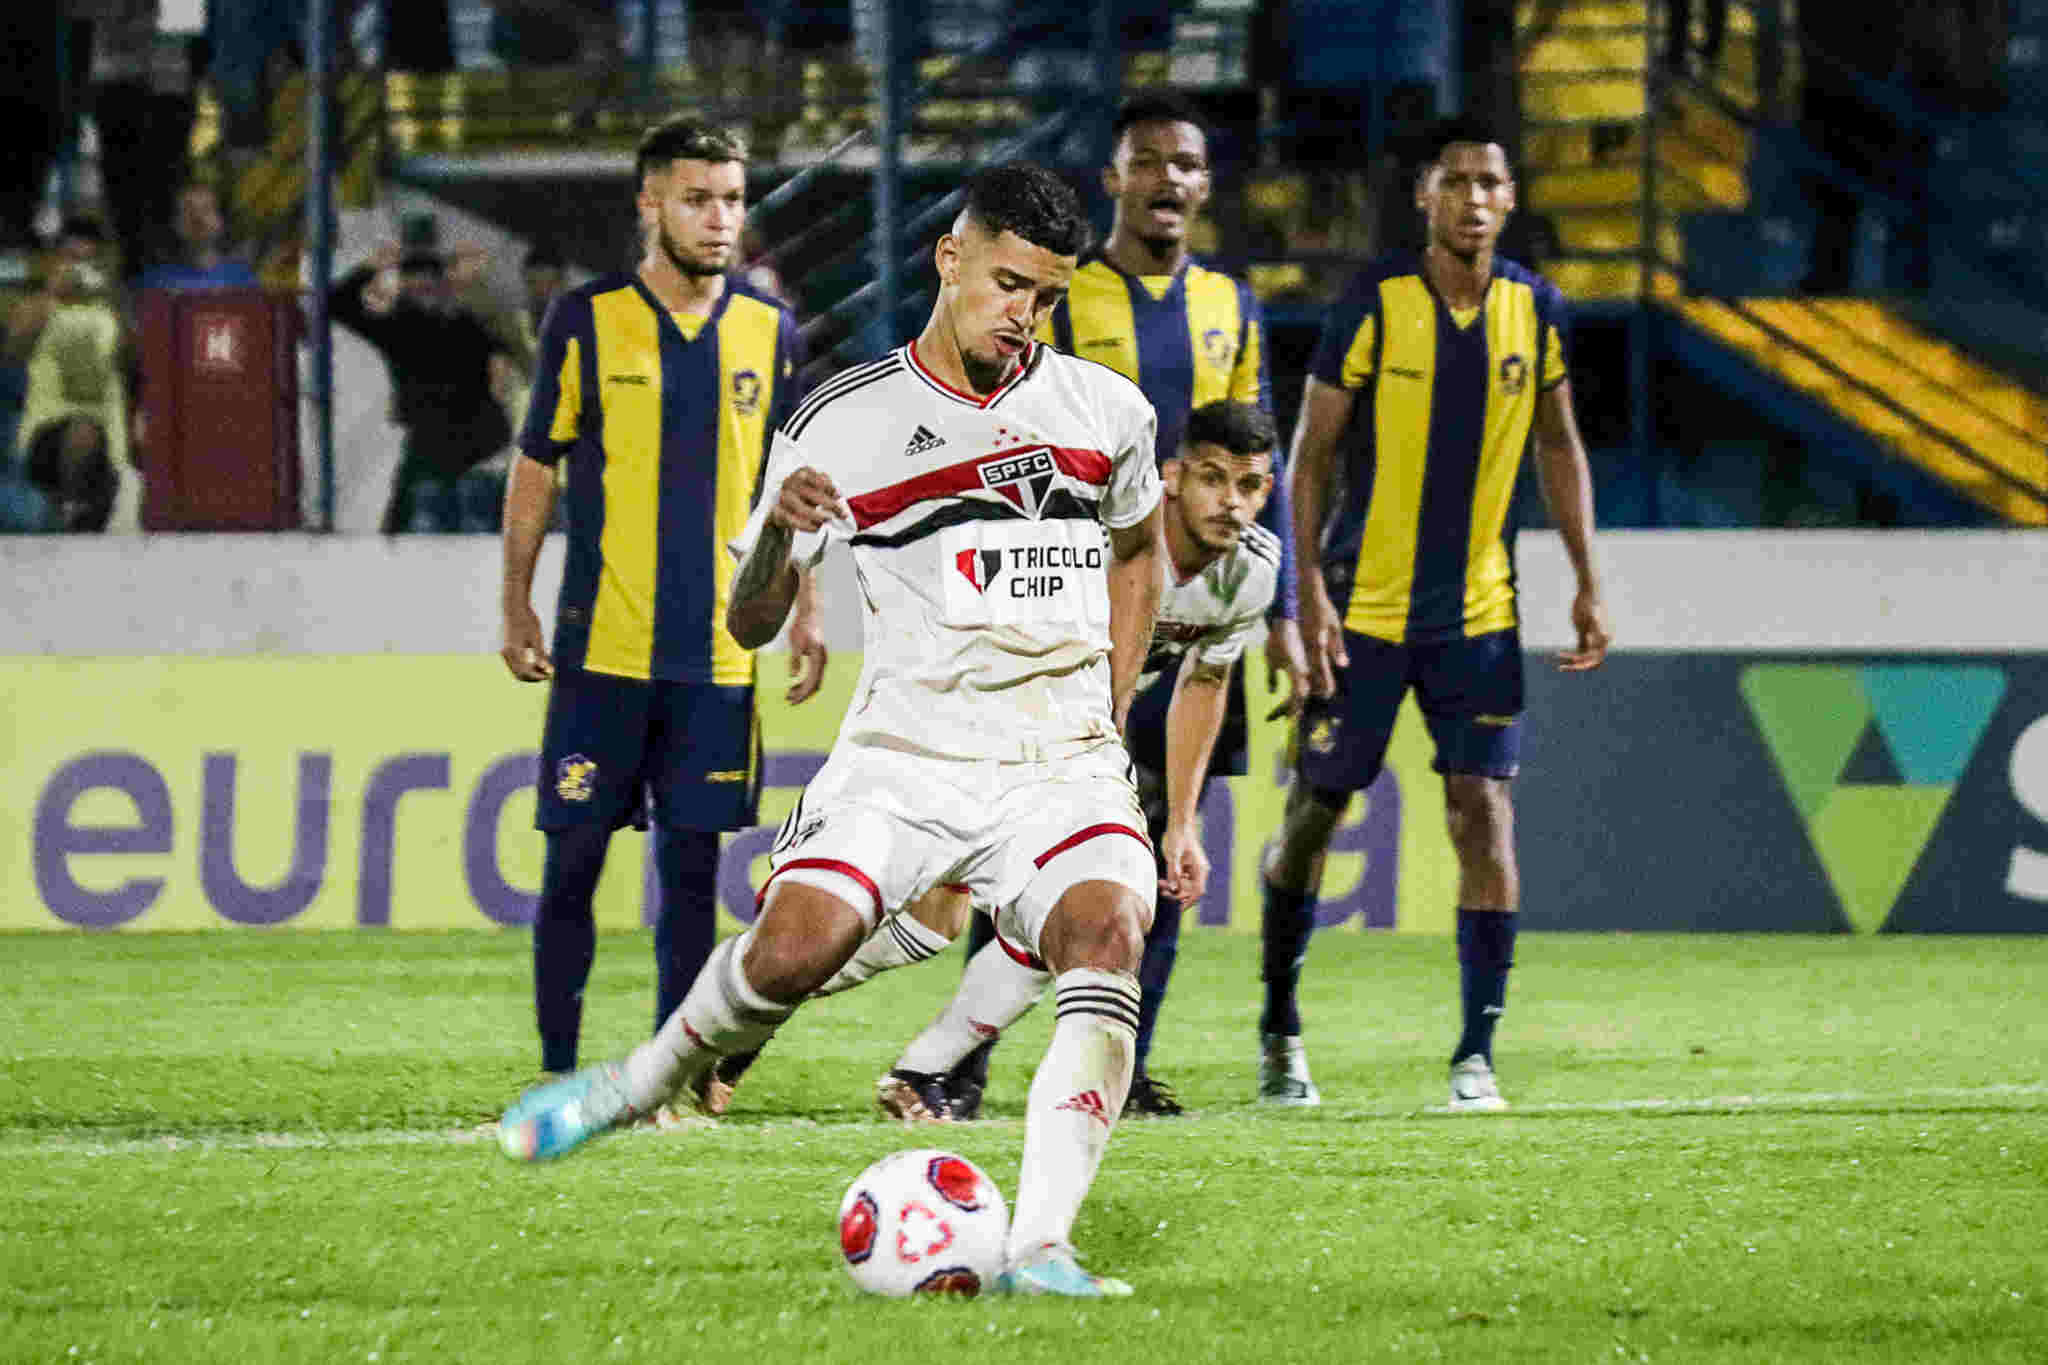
[[960, 162, 1089, 257], [1180, 400, 1277, 459], [635, 117, 748, 186], [1415, 115, 1513, 177], [1110, 94, 1209, 148]]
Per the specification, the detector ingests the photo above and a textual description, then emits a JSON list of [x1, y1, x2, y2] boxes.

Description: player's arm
[[1530, 377, 1611, 672], [1105, 503, 1166, 737], [727, 465, 846, 649], [500, 454, 558, 680], [1159, 651, 1232, 902], [500, 292, 584, 682], [1289, 376, 1358, 697], [783, 566, 829, 704], [327, 243, 399, 343]]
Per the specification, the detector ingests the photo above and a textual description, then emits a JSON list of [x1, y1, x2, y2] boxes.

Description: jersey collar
[[905, 338, 1039, 409]]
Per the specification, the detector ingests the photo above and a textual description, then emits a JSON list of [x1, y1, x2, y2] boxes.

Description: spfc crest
[[978, 447, 1060, 519], [1306, 717, 1338, 755]]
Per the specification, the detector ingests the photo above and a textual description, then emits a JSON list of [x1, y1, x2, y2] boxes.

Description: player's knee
[[748, 883, 869, 1001], [1040, 882, 1149, 975], [1443, 777, 1513, 852], [907, 884, 973, 940], [1270, 783, 1347, 861]]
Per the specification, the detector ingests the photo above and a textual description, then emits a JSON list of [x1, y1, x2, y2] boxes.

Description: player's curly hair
[[1181, 400, 1278, 458], [960, 162, 1090, 258], [635, 117, 748, 185]]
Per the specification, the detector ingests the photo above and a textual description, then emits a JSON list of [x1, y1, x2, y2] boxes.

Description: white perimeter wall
[[5, 530, 2046, 657]]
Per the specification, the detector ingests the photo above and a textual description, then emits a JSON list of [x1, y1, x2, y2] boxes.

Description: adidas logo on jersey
[[904, 424, 947, 457]]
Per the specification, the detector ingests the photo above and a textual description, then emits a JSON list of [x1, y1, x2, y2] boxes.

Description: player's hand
[[1300, 581, 1349, 699], [501, 603, 554, 681], [786, 609, 829, 705], [1264, 617, 1307, 720], [1557, 587, 1611, 673], [1159, 820, 1210, 905], [368, 240, 403, 273], [771, 466, 850, 533]]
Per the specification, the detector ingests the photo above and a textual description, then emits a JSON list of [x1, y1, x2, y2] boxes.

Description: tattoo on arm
[[732, 521, 795, 607]]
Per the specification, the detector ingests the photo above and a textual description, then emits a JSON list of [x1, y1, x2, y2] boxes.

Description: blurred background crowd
[[1, 0, 2041, 535]]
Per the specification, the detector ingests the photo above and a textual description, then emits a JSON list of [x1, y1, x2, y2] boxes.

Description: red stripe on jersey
[[848, 444, 1111, 529], [907, 338, 1036, 407], [1032, 822, 1151, 869]]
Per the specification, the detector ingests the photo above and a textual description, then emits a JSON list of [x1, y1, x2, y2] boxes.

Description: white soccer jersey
[[731, 340, 1160, 761], [1138, 522, 1280, 695]]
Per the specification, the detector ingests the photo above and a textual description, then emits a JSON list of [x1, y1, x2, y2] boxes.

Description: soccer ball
[[836, 1149, 1009, 1297]]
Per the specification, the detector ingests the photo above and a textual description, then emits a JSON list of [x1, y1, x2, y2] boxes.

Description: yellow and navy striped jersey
[[519, 273, 803, 684], [1039, 251, 1294, 618], [1311, 252, 1568, 645]]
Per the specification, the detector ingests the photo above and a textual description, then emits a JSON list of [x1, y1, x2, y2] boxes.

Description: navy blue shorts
[[535, 667, 760, 832], [1295, 628, 1525, 795]]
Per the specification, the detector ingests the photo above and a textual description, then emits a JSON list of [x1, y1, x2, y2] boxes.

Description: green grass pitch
[[4, 929, 2044, 1363]]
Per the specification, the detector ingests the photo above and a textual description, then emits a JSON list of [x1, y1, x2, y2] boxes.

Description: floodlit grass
[[3, 930, 2044, 1363]]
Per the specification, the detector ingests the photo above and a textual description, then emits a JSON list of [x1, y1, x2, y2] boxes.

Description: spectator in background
[[0, 8, 69, 250], [86, 0, 204, 285], [5, 217, 141, 532], [495, 237, 570, 452], [135, 182, 257, 292], [328, 235, 516, 533], [207, 0, 304, 162]]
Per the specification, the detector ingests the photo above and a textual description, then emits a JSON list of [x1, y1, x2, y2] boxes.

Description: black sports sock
[[534, 822, 612, 1073], [652, 827, 720, 1033], [1259, 879, 1318, 1037], [1454, 908, 1517, 1064], [1133, 893, 1183, 1077]]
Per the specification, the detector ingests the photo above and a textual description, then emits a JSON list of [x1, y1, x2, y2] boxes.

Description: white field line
[[2, 1084, 2044, 1158]]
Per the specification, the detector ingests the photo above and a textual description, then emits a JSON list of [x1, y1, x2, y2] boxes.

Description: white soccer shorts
[[759, 738, 1156, 961]]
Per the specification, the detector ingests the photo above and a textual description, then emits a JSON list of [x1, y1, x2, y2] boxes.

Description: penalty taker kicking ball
[[837, 1149, 1009, 1297]]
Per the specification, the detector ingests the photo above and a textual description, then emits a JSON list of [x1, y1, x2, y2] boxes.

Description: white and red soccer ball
[[837, 1149, 1008, 1297]]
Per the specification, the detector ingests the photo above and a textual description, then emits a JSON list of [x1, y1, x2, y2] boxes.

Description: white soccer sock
[[624, 930, 793, 1110], [895, 938, 1051, 1074], [1004, 969, 1140, 1263], [812, 910, 953, 998]]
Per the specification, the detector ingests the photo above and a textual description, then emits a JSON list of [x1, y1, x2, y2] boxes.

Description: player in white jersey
[[878, 400, 1279, 1118], [495, 163, 1167, 1299]]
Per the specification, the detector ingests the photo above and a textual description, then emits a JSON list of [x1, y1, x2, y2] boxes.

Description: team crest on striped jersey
[[978, 447, 1060, 519]]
